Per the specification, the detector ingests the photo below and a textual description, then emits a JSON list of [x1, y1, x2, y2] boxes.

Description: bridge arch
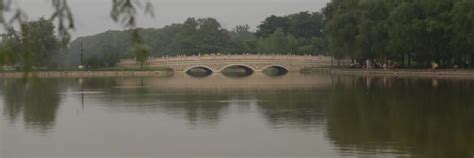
[[184, 65, 215, 73], [260, 65, 290, 72], [218, 64, 256, 72], [261, 65, 290, 76]]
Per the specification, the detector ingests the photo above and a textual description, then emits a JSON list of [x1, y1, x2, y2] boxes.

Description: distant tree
[[418, 0, 454, 67], [20, 18, 60, 68], [450, 0, 474, 68], [256, 11, 325, 55], [1, 0, 154, 44], [234, 25, 253, 38], [286, 34, 298, 53], [256, 12, 324, 39], [311, 37, 327, 55], [102, 49, 121, 67], [287, 11, 324, 38], [387, 1, 426, 67], [354, 0, 390, 62], [195, 18, 230, 53], [131, 29, 149, 69], [0, 27, 21, 67], [256, 15, 289, 37], [257, 28, 296, 54], [227, 25, 257, 53], [323, 0, 474, 68], [0, 0, 155, 71], [323, 0, 359, 62]]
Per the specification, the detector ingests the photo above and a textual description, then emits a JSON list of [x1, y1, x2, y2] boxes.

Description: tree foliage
[[256, 12, 324, 38], [66, 11, 328, 68], [131, 29, 149, 68], [0, 27, 21, 66], [257, 28, 297, 54], [255, 12, 325, 55], [227, 25, 257, 53], [0, 18, 60, 70], [323, 0, 474, 68], [21, 18, 60, 67], [0, 0, 154, 70], [2, 0, 473, 69]]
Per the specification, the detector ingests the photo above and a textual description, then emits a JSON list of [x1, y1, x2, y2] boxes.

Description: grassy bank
[[303, 68, 474, 78], [0, 68, 173, 78], [0, 67, 172, 72]]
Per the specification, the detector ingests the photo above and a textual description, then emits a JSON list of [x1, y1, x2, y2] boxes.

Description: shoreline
[[303, 68, 474, 78], [0, 70, 173, 78], [1, 68, 474, 79]]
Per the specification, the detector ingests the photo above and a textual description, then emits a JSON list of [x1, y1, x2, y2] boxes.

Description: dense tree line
[[0, 0, 153, 70], [324, 0, 474, 68], [67, 17, 233, 67], [0, 18, 63, 70], [2, 1, 474, 69], [256, 12, 326, 54], [67, 12, 325, 68]]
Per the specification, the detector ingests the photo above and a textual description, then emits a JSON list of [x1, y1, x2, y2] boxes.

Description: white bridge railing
[[120, 54, 332, 66]]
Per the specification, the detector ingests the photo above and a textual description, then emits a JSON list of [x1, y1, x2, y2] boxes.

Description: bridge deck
[[119, 54, 340, 72], [121, 54, 329, 63]]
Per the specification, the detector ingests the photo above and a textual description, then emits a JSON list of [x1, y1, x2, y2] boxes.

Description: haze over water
[[1, 73, 474, 157]]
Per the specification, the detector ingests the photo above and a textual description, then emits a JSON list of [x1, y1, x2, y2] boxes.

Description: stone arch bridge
[[119, 54, 334, 73]]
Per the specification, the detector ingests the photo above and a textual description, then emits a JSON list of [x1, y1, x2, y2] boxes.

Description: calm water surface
[[1, 73, 474, 158]]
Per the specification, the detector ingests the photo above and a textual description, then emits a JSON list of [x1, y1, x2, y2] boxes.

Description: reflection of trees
[[326, 77, 474, 157], [2, 78, 62, 132], [90, 77, 231, 127], [104, 76, 332, 129], [81, 77, 119, 90], [256, 88, 329, 130], [158, 93, 231, 127]]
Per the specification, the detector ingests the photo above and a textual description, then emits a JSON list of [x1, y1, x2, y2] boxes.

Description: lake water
[[1, 73, 474, 158]]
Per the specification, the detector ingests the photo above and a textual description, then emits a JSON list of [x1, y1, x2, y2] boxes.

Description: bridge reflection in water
[[117, 72, 332, 92]]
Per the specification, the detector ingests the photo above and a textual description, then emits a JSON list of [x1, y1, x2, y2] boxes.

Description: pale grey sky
[[14, 0, 329, 39]]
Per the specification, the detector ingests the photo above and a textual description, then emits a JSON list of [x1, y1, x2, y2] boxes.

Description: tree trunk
[[407, 54, 411, 69], [400, 54, 405, 68], [439, 58, 443, 68], [331, 57, 334, 68], [467, 54, 474, 69], [462, 55, 466, 69]]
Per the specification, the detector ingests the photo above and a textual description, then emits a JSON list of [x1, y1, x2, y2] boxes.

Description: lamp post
[[79, 42, 84, 70]]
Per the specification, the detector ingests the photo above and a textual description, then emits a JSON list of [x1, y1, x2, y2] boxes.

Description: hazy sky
[[14, 0, 329, 39]]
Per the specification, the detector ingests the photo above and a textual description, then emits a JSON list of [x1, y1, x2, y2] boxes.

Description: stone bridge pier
[[119, 54, 335, 73]]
